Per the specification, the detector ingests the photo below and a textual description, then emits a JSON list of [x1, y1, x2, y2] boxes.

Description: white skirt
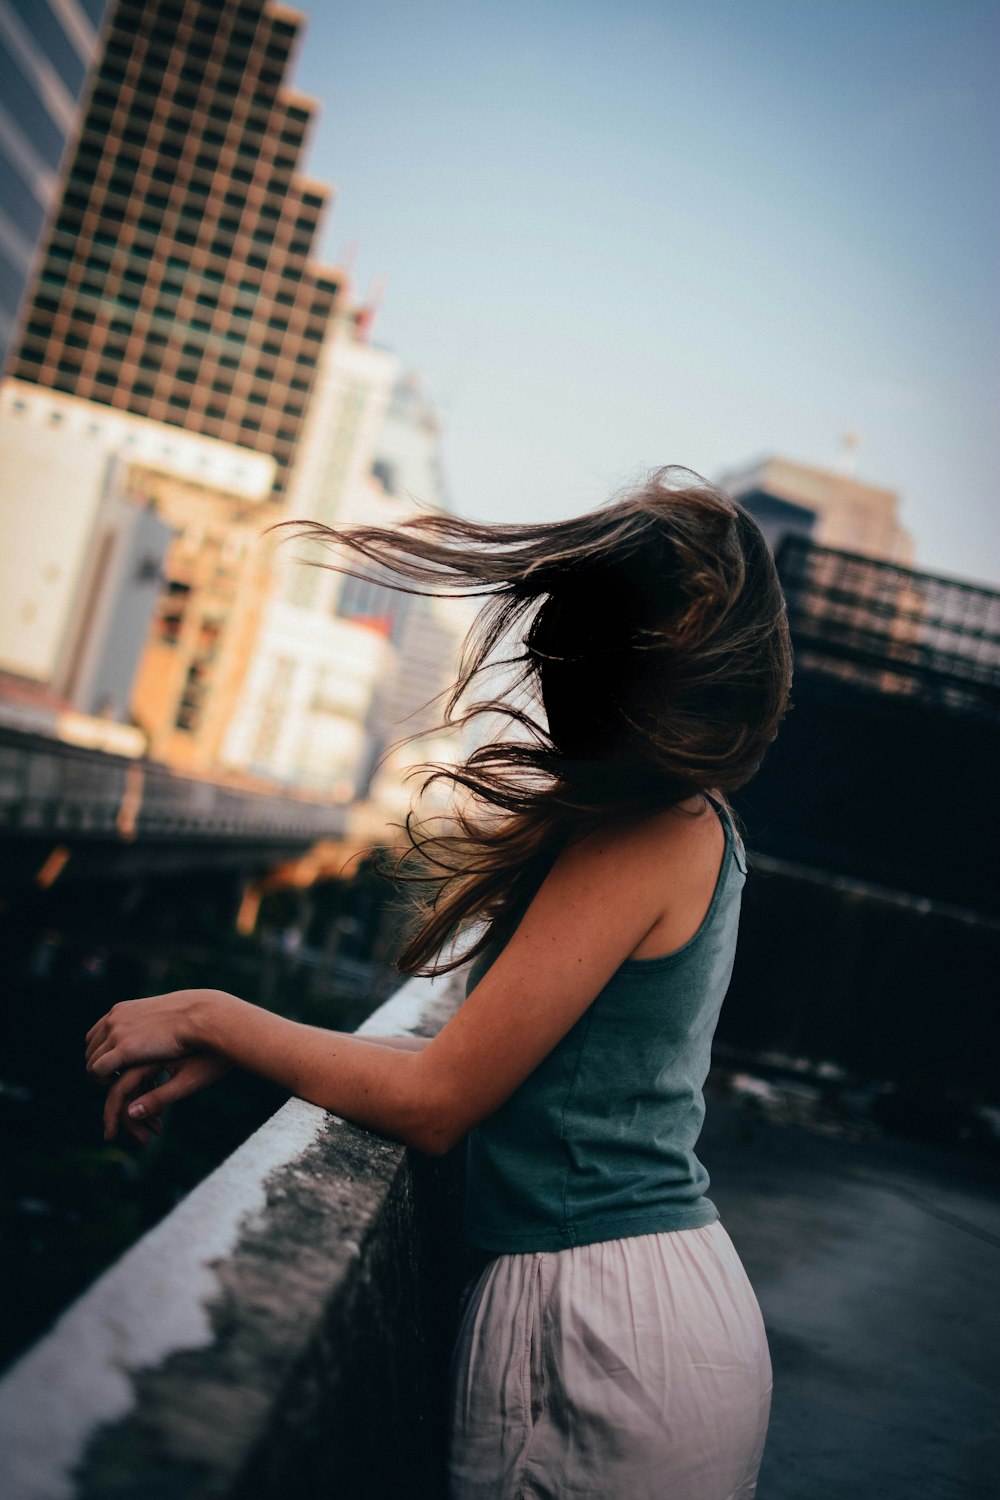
[[447, 1221, 772, 1500]]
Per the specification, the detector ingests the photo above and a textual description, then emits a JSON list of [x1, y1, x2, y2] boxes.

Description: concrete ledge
[[0, 973, 468, 1500]]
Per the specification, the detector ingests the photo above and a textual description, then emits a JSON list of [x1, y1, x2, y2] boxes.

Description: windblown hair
[[271, 466, 792, 974]]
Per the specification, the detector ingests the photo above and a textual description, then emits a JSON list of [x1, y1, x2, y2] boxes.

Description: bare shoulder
[[535, 792, 725, 956], [645, 793, 726, 867], [564, 792, 723, 878], [623, 793, 728, 960]]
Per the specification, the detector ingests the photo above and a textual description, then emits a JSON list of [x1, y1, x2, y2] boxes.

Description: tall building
[[220, 355, 470, 813], [7, 0, 343, 497], [0, 0, 110, 368], [719, 455, 914, 566], [219, 315, 401, 794], [364, 373, 469, 806], [371, 371, 450, 514]]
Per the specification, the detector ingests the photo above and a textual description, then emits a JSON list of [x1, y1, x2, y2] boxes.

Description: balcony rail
[[776, 535, 1000, 716], [0, 725, 347, 845], [0, 970, 468, 1500]]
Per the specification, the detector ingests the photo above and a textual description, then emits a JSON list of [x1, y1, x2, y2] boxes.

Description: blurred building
[[0, 0, 110, 369], [371, 371, 450, 513], [0, 0, 389, 788], [777, 535, 1000, 712], [125, 464, 278, 772], [0, 380, 274, 729], [364, 376, 470, 814], [364, 590, 475, 822], [222, 362, 470, 810], [6, 0, 345, 498], [719, 455, 914, 565], [720, 455, 922, 695], [220, 321, 400, 795], [0, 0, 465, 811]]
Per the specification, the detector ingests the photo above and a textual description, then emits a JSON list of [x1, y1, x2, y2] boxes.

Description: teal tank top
[[462, 795, 748, 1253]]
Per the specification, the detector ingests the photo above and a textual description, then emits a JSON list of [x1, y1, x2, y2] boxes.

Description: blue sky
[[293, 0, 999, 587]]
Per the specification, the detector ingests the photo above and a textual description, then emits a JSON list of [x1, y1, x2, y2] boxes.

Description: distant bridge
[[0, 725, 347, 885]]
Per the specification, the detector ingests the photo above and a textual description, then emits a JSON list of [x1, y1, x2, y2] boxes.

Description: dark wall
[[733, 669, 1000, 915], [718, 857, 1000, 1098]]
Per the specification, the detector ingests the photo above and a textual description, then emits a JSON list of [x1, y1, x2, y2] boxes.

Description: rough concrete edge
[[0, 970, 463, 1500]]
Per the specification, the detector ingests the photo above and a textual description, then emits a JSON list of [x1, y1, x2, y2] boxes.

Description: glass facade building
[[0, 0, 109, 368], [8, 0, 344, 496]]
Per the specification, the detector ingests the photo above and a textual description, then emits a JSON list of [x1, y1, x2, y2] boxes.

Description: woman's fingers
[[89, 1044, 119, 1079], [87, 1030, 164, 1079], [125, 1054, 230, 1124], [84, 994, 164, 1048], [103, 1064, 159, 1141], [93, 1039, 232, 1147], [84, 1029, 104, 1069], [123, 1110, 163, 1146], [84, 994, 194, 1078]]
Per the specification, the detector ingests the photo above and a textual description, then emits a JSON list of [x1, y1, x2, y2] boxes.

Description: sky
[[291, 0, 1000, 588]]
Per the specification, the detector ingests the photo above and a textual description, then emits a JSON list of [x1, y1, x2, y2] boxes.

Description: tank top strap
[[704, 791, 748, 875]]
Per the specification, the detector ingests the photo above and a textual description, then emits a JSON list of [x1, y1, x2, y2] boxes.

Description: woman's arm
[[87, 1001, 441, 1150], [102, 1035, 428, 1142], [86, 814, 690, 1154]]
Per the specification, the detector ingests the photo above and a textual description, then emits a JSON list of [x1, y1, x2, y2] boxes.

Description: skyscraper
[[0, 0, 110, 368], [218, 313, 401, 792], [8, 0, 342, 496]]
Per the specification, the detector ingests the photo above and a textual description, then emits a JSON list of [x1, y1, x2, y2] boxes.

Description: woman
[[85, 466, 792, 1499]]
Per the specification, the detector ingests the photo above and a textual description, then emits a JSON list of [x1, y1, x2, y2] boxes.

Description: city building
[[219, 314, 402, 794], [0, 379, 274, 728], [719, 453, 930, 697], [1, 0, 466, 813], [776, 533, 1000, 711], [221, 358, 470, 812], [125, 462, 279, 772], [364, 375, 470, 815], [7, 0, 345, 497], [364, 590, 475, 823], [371, 371, 450, 514], [718, 454, 914, 565], [0, 0, 110, 369]]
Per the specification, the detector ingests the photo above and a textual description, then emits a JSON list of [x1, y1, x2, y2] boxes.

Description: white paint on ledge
[[0, 973, 455, 1500], [356, 971, 449, 1039]]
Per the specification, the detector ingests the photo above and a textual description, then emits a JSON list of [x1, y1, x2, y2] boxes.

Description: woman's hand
[[84, 988, 235, 1080], [102, 1054, 234, 1144], [101, 1062, 166, 1145]]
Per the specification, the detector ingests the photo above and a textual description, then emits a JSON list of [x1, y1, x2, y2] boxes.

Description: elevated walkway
[[0, 723, 347, 883]]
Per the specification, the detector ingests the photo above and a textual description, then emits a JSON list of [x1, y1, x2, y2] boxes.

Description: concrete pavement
[[702, 1098, 1000, 1500]]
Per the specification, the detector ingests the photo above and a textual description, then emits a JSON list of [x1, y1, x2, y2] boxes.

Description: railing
[[0, 970, 468, 1500], [0, 725, 347, 845], [775, 535, 1000, 716]]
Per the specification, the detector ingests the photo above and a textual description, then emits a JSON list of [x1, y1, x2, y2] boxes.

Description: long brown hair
[[271, 466, 792, 973]]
